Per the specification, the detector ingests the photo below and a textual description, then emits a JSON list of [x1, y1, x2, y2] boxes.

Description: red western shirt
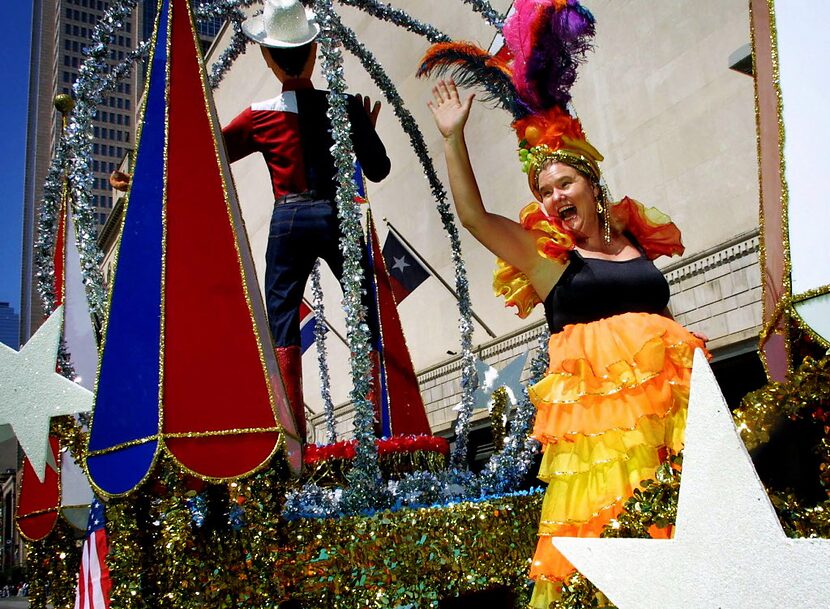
[[222, 78, 390, 200]]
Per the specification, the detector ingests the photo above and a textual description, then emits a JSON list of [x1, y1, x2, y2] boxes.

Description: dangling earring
[[597, 185, 612, 245], [602, 202, 612, 245]]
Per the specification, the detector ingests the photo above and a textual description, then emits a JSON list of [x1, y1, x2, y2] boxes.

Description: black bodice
[[543, 250, 670, 333]]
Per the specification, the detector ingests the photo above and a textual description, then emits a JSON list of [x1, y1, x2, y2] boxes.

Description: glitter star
[[0, 306, 93, 482], [553, 350, 830, 608]]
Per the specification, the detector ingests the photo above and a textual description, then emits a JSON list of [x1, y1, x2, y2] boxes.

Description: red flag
[[367, 213, 431, 436]]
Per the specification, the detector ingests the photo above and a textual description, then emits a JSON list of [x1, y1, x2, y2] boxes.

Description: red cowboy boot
[[275, 346, 306, 442]]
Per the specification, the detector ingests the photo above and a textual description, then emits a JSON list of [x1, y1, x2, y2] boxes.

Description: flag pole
[[302, 297, 350, 347], [382, 218, 497, 339]]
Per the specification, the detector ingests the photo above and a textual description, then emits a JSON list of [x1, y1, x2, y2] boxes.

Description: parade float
[[3, 0, 829, 607]]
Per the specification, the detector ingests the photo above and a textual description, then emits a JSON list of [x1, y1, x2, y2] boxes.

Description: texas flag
[[382, 232, 430, 304], [299, 301, 319, 354]]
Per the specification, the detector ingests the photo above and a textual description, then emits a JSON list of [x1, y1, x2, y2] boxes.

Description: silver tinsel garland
[[460, 0, 505, 30], [477, 328, 548, 494], [337, 0, 450, 43], [313, 0, 388, 513], [310, 260, 338, 444], [326, 13, 478, 473], [194, 0, 258, 89]]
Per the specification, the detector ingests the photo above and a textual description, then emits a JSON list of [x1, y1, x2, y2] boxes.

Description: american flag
[[299, 301, 322, 355], [73, 498, 111, 609]]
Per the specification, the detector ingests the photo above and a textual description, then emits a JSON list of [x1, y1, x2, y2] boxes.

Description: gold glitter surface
[[33, 447, 543, 609]]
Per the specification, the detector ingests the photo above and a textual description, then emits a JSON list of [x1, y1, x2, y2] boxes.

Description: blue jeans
[[264, 197, 378, 348]]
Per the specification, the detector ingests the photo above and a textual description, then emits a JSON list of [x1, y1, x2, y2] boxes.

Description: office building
[[21, 0, 138, 343]]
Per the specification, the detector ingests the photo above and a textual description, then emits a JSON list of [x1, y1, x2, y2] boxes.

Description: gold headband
[[521, 145, 602, 200]]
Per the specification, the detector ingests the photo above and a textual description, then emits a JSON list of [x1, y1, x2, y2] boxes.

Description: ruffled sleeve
[[492, 202, 575, 318], [611, 196, 684, 260]]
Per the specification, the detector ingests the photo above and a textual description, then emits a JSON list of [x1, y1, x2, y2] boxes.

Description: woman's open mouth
[[557, 204, 577, 221]]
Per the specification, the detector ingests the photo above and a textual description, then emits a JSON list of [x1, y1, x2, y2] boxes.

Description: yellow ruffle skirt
[[528, 312, 706, 608]]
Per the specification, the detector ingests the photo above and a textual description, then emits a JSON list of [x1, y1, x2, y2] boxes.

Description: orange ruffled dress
[[493, 198, 706, 608]]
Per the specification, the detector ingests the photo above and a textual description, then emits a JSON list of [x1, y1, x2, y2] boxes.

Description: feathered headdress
[[418, 0, 602, 198]]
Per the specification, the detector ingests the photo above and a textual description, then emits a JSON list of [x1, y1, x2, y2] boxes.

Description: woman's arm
[[429, 80, 564, 296]]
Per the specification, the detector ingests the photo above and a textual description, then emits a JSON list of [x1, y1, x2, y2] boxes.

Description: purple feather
[[523, 1, 596, 110]]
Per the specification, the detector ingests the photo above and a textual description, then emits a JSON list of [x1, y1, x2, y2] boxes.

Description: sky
[[0, 3, 32, 316]]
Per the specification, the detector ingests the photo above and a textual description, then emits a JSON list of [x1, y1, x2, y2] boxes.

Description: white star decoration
[[471, 352, 529, 410], [391, 255, 410, 274], [553, 350, 830, 609], [0, 306, 93, 482]]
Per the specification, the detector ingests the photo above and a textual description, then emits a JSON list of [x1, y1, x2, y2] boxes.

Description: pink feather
[[502, 0, 547, 106]]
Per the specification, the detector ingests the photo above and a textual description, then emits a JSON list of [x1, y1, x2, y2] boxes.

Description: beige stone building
[[205, 0, 764, 454]]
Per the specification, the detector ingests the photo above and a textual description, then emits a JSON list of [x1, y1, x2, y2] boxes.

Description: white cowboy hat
[[241, 0, 320, 48]]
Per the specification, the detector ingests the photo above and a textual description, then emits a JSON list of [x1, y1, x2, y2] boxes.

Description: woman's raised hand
[[428, 79, 475, 140]]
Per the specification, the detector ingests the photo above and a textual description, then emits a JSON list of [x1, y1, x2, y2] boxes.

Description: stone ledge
[[664, 231, 760, 285]]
